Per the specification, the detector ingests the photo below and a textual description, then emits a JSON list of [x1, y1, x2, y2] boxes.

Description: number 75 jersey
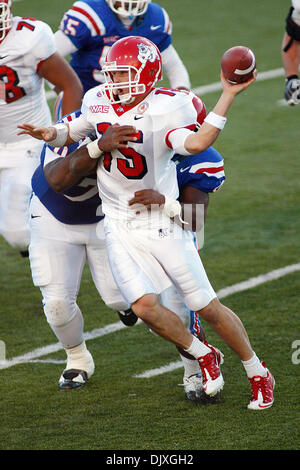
[[0, 17, 55, 143], [80, 85, 200, 221]]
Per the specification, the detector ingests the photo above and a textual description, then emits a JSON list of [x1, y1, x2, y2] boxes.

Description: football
[[221, 46, 256, 84]]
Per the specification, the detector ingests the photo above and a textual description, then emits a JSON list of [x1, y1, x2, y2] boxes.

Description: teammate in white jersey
[[18, 36, 275, 410], [282, 0, 300, 104], [0, 0, 83, 254]]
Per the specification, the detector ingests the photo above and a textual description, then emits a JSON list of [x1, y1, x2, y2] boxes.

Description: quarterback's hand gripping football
[[17, 123, 57, 142], [220, 70, 257, 96]]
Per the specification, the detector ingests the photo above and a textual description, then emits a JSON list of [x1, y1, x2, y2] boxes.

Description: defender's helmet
[[102, 35, 162, 104], [0, 0, 12, 42], [106, 0, 151, 18]]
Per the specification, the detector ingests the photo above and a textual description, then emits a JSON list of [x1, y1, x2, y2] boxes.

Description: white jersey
[[292, 0, 300, 26], [74, 86, 198, 221], [292, 0, 300, 12], [0, 17, 55, 144]]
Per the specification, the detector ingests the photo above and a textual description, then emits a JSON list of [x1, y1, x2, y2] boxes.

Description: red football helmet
[[102, 35, 162, 104], [106, 1, 151, 18], [0, 0, 12, 42]]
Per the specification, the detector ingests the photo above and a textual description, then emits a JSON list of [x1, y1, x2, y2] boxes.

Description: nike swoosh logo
[[134, 115, 144, 120], [0, 55, 8, 60], [31, 214, 41, 219], [258, 402, 273, 408], [150, 25, 161, 30], [179, 167, 190, 173]]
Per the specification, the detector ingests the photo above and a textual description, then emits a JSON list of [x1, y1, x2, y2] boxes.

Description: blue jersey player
[[53, 0, 190, 117]]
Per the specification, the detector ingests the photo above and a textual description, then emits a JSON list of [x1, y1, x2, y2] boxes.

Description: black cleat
[[58, 369, 88, 390], [20, 250, 29, 258], [182, 373, 205, 402], [117, 308, 138, 326]]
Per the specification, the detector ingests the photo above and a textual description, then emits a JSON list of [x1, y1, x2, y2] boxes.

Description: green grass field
[[0, 0, 299, 452]]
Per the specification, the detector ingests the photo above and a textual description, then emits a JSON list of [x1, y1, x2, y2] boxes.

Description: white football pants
[[104, 215, 217, 312], [29, 196, 202, 348], [0, 141, 42, 250]]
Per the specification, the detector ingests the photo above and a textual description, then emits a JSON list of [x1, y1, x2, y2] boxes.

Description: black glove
[[284, 75, 300, 105]]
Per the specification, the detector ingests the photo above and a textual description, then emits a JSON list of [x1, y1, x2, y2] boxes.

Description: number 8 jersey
[[0, 17, 55, 143]]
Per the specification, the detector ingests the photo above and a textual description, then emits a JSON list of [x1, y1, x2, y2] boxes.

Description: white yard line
[[45, 67, 285, 101], [1, 263, 299, 372], [191, 68, 284, 96], [134, 263, 300, 378], [0, 321, 133, 370], [215, 263, 300, 299]]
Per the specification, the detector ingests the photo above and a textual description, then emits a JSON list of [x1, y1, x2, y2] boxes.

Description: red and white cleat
[[247, 363, 275, 410], [197, 342, 224, 397]]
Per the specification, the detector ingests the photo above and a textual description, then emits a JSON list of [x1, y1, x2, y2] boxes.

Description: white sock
[[65, 341, 94, 377], [184, 336, 212, 359], [180, 354, 201, 378], [66, 341, 88, 360], [242, 353, 267, 378]]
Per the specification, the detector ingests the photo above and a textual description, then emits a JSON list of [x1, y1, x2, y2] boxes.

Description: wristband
[[86, 139, 104, 159], [47, 123, 69, 147], [163, 196, 188, 224], [204, 111, 227, 130]]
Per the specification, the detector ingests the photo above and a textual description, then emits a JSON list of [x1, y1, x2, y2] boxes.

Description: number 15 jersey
[[77, 85, 199, 221]]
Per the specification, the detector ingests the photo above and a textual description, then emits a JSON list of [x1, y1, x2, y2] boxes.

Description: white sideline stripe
[[45, 67, 285, 101], [1, 263, 299, 372], [134, 361, 183, 379], [134, 263, 300, 378], [277, 98, 289, 106], [0, 321, 134, 370], [192, 68, 284, 95], [27, 359, 66, 364], [215, 263, 300, 299]]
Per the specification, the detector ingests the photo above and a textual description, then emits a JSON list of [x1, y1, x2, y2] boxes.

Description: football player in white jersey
[[282, 0, 300, 104], [0, 0, 83, 255], [29, 123, 218, 398], [18, 36, 275, 410], [29, 106, 217, 401]]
